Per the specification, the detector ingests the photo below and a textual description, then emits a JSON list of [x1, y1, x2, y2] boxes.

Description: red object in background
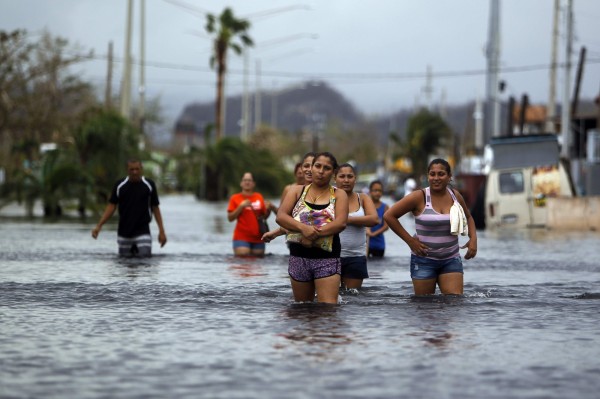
[[455, 174, 486, 209]]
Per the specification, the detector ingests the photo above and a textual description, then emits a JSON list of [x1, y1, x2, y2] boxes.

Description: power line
[[80, 52, 600, 82]]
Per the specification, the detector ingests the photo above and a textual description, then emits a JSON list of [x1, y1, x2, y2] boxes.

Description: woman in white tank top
[[335, 163, 380, 289]]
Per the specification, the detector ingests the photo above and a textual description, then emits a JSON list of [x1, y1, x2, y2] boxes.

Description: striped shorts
[[117, 234, 152, 257]]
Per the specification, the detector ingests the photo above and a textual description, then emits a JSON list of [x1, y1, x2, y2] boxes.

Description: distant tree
[[174, 146, 203, 195], [247, 125, 291, 158], [0, 29, 98, 215], [38, 146, 83, 218], [0, 30, 95, 145], [205, 8, 253, 141], [71, 108, 140, 212], [176, 135, 288, 201], [327, 120, 379, 170], [405, 108, 452, 179]]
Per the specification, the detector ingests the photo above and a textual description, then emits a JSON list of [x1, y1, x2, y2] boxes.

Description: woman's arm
[[275, 186, 318, 240], [261, 226, 287, 242], [368, 204, 389, 237], [453, 189, 478, 259], [383, 191, 430, 256], [227, 198, 251, 222], [314, 188, 348, 236], [261, 185, 296, 242], [263, 198, 277, 218]]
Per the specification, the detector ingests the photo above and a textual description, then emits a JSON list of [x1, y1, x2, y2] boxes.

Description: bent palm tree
[[205, 8, 253, 141]]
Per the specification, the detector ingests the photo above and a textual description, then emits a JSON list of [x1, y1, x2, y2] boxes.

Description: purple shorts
[[288, 255, 341, 282]]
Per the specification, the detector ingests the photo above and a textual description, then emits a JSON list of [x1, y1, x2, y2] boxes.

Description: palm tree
[[71, 108, 140, 214], [187, 136, 290, 201], [205, 7, 253, 141], [405, 108, 452, 179]]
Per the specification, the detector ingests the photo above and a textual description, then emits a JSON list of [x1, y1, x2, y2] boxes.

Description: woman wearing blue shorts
[[384, 159, 478, 295]]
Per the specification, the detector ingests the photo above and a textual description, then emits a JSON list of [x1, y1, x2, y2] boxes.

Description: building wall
[[546, 197, 600, 231]]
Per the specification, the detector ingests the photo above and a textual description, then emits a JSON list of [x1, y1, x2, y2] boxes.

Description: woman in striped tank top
[[384, 159, 478, 295]]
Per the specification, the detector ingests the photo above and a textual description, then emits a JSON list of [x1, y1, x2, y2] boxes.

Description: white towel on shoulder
[[450, 202, 468, 236]]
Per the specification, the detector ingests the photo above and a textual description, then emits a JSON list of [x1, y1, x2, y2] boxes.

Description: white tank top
[[340, 193, 367, 258]]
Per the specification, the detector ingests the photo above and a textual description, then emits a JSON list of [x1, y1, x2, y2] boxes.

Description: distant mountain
[[173, 80, 598, 150], [174, 81, 362, 138]]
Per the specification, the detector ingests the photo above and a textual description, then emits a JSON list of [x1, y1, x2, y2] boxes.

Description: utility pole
[[421, 65, 433, 110], [518, 94, 529, 135], [507, 96, 516, 136], [485, 0, 501, 142], [571, 47, 586, 119], [241, 49, 250, 140], [440, 88, 447, 119], [271, 81, 278, 129], [254, 59, 262, 131], [105, 41, 113, 109], [561, 0, 573, 159], [414, 94, 420, 110], [474, 95, 484, 151], [139, 0, 146, 141], [546, 0, 560, 133], [120, 0, 133, 119]]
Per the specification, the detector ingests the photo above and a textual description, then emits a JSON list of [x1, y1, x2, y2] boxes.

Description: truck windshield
[[499, 171, 524, 194]]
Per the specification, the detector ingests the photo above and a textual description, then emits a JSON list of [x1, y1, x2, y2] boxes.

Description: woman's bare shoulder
[[284, 184, 304, 200]]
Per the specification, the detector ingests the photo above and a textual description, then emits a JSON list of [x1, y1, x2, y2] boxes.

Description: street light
[[242, 4, 311, 20]]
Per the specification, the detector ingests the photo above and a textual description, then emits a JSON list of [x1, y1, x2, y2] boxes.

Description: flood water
[[1, 194, 599, 399]]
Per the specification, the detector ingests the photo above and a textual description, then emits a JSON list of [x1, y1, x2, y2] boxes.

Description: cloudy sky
[[1, 0, 599, 128]]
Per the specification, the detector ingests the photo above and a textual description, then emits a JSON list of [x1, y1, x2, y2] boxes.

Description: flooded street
[[1, 194, 599, 399]]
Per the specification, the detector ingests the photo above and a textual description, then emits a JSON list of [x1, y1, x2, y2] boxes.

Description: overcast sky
[[1, 0, 599, 128]]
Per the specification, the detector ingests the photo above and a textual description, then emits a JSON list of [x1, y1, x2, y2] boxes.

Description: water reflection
[[213, 215, 226, 234], [417, 331, 454, 348], [409, 294, 465, 304], [408, 295, 463, 350], [228, 259, 267, 278], [111, 256, 161, 279], [275, 304, 354, 361]]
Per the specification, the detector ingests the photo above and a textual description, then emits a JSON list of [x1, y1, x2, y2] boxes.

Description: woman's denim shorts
[[410, 254, 463, 280]]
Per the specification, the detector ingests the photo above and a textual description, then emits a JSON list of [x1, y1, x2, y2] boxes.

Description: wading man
[[92, 160, 167, 256]]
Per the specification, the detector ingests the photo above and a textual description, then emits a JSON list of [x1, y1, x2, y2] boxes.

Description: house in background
[[510, 104, 547, 135], [173, 117, 207, 152]]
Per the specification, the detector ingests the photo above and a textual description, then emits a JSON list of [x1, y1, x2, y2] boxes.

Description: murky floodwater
[[1, 194, 599, 399]]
